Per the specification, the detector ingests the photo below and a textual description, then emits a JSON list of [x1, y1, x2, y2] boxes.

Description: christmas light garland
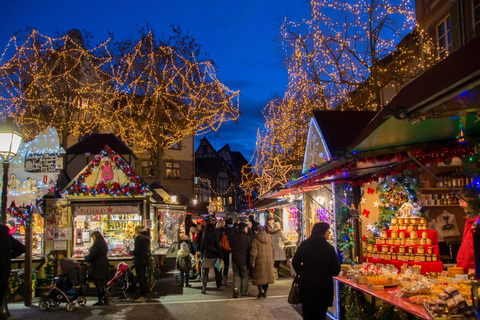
[[63, 146, 147, 197]]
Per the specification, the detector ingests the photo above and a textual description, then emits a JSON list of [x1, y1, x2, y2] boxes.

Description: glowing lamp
[[0, 118, 23, 225]]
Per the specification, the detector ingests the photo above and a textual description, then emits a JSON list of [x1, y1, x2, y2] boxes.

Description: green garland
[[335, 183, 354, 263], [8, 269, 36, 300], [341, 286, 417, 320]]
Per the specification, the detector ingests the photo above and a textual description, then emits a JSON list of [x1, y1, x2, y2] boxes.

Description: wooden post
[[352, 186, 362, 262]]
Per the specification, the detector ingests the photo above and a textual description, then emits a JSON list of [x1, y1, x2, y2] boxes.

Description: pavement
[[6, 257, 303, 320]]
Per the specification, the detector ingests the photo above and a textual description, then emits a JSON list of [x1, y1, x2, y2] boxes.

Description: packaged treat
[[443, 286, 459, 297], [445, 298, 456, 310], [437, 292, 449, 301]]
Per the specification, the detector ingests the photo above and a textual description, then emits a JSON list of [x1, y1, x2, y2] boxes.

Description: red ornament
[[362, 209, 370, 218], [367, 188, 375, 194]]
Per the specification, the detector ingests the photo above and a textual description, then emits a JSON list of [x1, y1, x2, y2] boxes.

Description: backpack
[[220, 233, 231, 251]]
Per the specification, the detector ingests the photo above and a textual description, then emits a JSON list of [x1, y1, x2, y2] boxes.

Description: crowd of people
[[1, 216, 339, 320], [182, 215, 293, 299]]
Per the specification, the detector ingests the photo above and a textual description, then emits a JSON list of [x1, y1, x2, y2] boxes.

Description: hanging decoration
[[288, 143, 474, 189]]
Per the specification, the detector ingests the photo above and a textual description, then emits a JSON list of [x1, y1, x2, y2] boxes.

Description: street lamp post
[[0, 118, 23, 224], [0, 117, 23, 320]]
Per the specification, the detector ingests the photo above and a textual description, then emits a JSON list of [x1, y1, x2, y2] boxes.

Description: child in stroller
[[106, 262, 137, 301], [39, 258, 89, 312]]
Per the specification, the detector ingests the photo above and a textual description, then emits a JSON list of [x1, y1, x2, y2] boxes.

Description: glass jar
[[422, 231, 428, 239], [408, 246, 414, 254], [426, 255, 432, 262], [391, 231, 398, 239], [391, 217, 398, 224], [426, 238, 432, 245], [411, 231, 418, 239], [432, 255, 438, 262], [427, 247, 433, 255], [417, 246, 425, 254], [399, 246, 406, 253], [420, 217, 427, 224]]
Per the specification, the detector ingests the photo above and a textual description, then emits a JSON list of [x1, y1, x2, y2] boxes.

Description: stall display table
[[334, 276, 431, 320]]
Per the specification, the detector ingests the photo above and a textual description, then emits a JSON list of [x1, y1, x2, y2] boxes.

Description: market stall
[[62, 146, 151, 262]]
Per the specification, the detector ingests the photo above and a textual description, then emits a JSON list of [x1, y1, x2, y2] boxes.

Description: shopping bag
[[215, 258, 224, 271], [273, 267, 278, 280], [287, 275, 301, 304]]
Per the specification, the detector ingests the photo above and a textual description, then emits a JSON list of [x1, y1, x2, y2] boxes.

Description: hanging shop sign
[[74, 205, 140, 216], [24, 153, 58, 172]]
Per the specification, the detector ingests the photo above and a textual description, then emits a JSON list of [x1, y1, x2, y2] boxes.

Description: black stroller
[[106, 262, 137, 301], [39, 258, 89, 311]]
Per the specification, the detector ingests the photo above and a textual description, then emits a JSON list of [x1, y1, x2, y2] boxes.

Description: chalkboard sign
[[24, 153, 57, 172]]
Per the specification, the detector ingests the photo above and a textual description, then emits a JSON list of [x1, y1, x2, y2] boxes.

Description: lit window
[[165, 162, 180, 178], [437, 16, 452, 58]]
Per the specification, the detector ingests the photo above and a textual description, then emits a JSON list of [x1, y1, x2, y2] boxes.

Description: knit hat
[[311, 222, 330, 235], [244, 220, 252, 229]]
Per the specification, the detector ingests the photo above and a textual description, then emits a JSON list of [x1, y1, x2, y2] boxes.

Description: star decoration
[[373, 200, 381, 208], [361, 198, 367, 205]]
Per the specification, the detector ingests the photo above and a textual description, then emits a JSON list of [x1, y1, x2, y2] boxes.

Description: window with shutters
[[437, 16, 452, 58]]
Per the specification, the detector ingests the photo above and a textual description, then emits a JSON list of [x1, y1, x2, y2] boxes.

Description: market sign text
[[74, 206, 140, 215]]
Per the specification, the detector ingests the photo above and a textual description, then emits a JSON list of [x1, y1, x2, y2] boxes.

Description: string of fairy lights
[[0, 28, 240, 172], [241, 0, 441, 197]]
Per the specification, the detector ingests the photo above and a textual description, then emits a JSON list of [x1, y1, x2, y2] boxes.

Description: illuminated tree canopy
[[111, 27, 240, 179], [0, 29, 114, 146], [0, 27, 240, 181], [242, 0, 437, 196]]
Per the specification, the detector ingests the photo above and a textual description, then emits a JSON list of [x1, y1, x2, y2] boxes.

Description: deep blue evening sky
[[0, 0, 310, 161]]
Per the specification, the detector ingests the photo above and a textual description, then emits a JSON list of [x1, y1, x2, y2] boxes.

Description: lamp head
[[0, 118, 23, 160]]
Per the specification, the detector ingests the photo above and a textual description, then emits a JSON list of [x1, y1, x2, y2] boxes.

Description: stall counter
[[334, 276, 431, 320]]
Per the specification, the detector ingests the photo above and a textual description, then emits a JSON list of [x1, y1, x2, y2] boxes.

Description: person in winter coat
[[200, 222, 222, 294], [131, 225, 151, 302], [85, 231, 109, 306], [229, 222, 252, 298], [176, 242, 192, 287], [221, 218, 235, 286], [0, 224, 25, 318], [250, 225, 275, 298], [292, 222, 341, 320], [270, 222, 291, 277]]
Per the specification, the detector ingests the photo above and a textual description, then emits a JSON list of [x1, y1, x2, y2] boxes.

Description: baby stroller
[[39, 258, 89, 312], [106, 262, 137, 301]]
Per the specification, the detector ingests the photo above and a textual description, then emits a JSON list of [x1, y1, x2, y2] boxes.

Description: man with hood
[[132, 225, 151, 301]]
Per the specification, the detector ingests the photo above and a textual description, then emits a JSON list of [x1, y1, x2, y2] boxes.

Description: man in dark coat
[[85, 231, 109, 306], [292, 222, 341, 320], [132, 226, 151, 302], [229, 222, 252, 298], [0, 224, 25, 319]]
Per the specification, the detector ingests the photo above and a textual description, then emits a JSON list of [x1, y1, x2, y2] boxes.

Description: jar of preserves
[[417, 246, 425, 254]]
